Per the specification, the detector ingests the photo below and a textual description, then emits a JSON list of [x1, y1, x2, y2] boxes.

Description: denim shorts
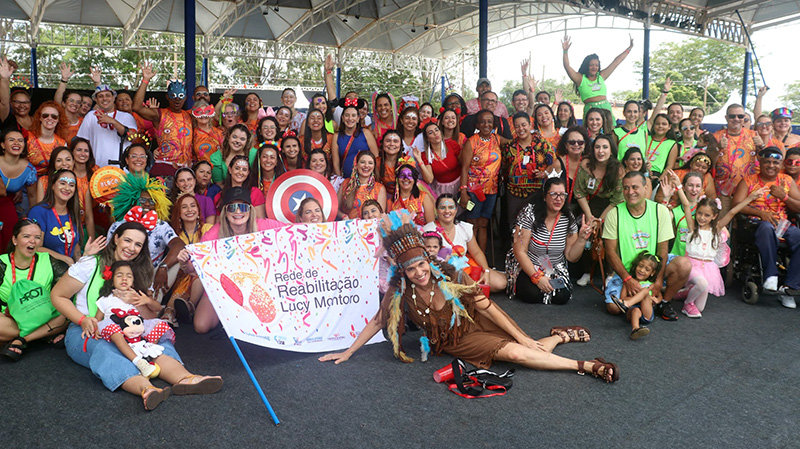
[[463, 192, 497, 219], [65, 323, 183, 391], [605, 253, 679, 303]]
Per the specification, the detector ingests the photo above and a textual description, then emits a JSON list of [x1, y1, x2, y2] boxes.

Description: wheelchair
[[728, 216, 795, 304]]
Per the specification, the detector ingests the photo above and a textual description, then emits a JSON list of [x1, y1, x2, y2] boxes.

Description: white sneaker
[[764, 276, 779, 292], [576, 273, 592, 287], [780, 295, 797, 309]]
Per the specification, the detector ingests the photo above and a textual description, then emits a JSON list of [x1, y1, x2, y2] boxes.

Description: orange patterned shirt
[[193, 126, 225, 162], [744, 173, 793, 221], [27, 135, 67, 176], [156, 109, 193, 166], [466, 134, 502, 195]]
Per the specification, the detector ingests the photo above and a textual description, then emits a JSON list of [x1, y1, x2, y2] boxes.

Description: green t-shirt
[[603, 199, 674, 270], [210, 146, 258, 184], [0, 252, 68, 337]]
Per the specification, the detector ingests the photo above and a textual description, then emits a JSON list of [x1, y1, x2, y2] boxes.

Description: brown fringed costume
[[378, 262, 530, 369]]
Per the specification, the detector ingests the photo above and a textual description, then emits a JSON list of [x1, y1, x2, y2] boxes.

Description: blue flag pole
[[229, 336, 280, 425]]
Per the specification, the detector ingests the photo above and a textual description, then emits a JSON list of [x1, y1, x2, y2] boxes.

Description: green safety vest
[[77, 255, 106, 318], [670, 205, 690, 257], [616, 200, 660, 270], [644, 136, 676, 174], [614, 124, 648, 160]]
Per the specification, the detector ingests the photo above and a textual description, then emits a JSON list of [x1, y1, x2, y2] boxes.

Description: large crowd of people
[[1, 39, 800, 408]]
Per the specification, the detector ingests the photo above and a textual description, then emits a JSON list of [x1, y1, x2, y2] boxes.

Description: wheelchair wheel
[[742, 281, 759, 305]]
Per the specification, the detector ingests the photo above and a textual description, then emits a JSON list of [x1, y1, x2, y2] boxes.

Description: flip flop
[[172, 375, 224, 396], [610, 295, 629, 313], [630, 327, 650, 340], [1, 337, 27, 362], [142, 386, 171, 411]]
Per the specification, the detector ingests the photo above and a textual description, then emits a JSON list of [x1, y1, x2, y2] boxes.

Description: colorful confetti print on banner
[[188, 220, 385, 352]]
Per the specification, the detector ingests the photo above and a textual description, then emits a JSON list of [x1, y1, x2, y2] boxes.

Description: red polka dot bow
[[343, 98, 359, 107], [124, 206, 158, 231]]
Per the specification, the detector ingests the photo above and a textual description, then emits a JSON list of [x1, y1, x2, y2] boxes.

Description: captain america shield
[[265, 169, 338, 223]]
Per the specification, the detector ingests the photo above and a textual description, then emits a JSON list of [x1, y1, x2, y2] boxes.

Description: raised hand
[[0, 56, 15, 79], [554, 88, 564, 104], [521, 58, 529, 76], [141, 61, 157, 81], [89, 66, 102, 85], [757, 85, 768, 98], [663, 76, 673, 93], [146, 98, 160, 109], [324, 54, 335, 72], [82, 236, 107, 257], [628, 33, 634, 50], [59, 62, 74, 82], [561, 36, 572, 52], [222, 88, 237, 100], [578, 215, 593, 240]]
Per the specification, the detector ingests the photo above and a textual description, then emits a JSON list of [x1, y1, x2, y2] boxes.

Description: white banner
[[188, 220, 385, 352]]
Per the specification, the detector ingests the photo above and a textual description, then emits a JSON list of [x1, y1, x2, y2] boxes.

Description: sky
[[477, 20, 800, 112]]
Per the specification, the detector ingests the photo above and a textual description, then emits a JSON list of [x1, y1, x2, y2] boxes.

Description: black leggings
[[514, 273, 572, 305]]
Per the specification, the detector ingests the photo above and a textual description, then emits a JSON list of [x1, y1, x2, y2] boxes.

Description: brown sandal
[[161, 306, 179, 328], [577, 358, 619, 383], [172, 375, 224, 396], [550, 326, 591, 343], [142, 386, 171, 411]]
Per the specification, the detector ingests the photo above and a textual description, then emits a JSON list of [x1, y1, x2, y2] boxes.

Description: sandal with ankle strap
[[173, 375, 224, 395], [161, 306, 179, 328], [142, 386, 171, 411], [550, 326, 591, 343], [174, 298, 196, 324], [577, 357, 619, 383], [1, 337, 27, 362]]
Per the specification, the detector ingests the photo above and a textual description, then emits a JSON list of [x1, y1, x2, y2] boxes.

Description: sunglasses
[[755, 122, 772, 128], [41, 113, 59, 120], [728, 114, 746, 119], [224, 203, 251, 214], [567, 140, 585, 146], [194, 92, 210, 98], [547, 192, 568, 200], [785, 159, 800, 167], [138, 197, 156, 207], [681, 125, 695, 131], [223, 111, 238, 117]]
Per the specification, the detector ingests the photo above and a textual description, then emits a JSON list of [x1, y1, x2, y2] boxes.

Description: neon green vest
[[670, 205, 689, 257], [616, 200, 660, 270], [614, 124, 648, 160], [578, 74, 607, 101], [75, 255, 105, 317], [644, 136, 676, 174]]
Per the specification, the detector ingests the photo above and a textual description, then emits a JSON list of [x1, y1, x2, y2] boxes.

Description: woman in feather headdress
[[319, 211, 620, 383]]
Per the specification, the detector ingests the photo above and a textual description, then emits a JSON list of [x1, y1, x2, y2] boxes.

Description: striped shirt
[[516, 204, 577, 267]]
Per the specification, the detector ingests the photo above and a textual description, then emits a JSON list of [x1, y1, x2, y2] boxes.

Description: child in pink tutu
[[669, 169, 767, 318]]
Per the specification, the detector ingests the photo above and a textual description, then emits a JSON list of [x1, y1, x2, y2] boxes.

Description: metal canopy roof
[[2, 0, 798, 60]]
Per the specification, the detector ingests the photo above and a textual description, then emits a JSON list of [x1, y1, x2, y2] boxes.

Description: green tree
[[632, 37, 745, 114], [780, 81, 800, 123]]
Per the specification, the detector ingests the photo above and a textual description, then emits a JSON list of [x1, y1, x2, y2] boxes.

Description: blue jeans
[[754, 221, 800, 288], [65, 324, 183, 391], [605, 254, 677, 303], [463, 192, 497, 219]]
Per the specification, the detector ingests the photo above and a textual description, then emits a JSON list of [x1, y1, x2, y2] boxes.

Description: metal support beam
[[441, 76, 445, 105], [123, 0, 162, 46], [30, 46, 38, 88], [643, 23, 650, 99], [27, 0, 47, 45], [202, 57, 209, 88], [204, 1, 264, 53], [742, 50, 751, 108], [184, 0, 196, 108], [479, 0, 488, 78], [277, 0, 367, 45], [336, 67, 341, 99]]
